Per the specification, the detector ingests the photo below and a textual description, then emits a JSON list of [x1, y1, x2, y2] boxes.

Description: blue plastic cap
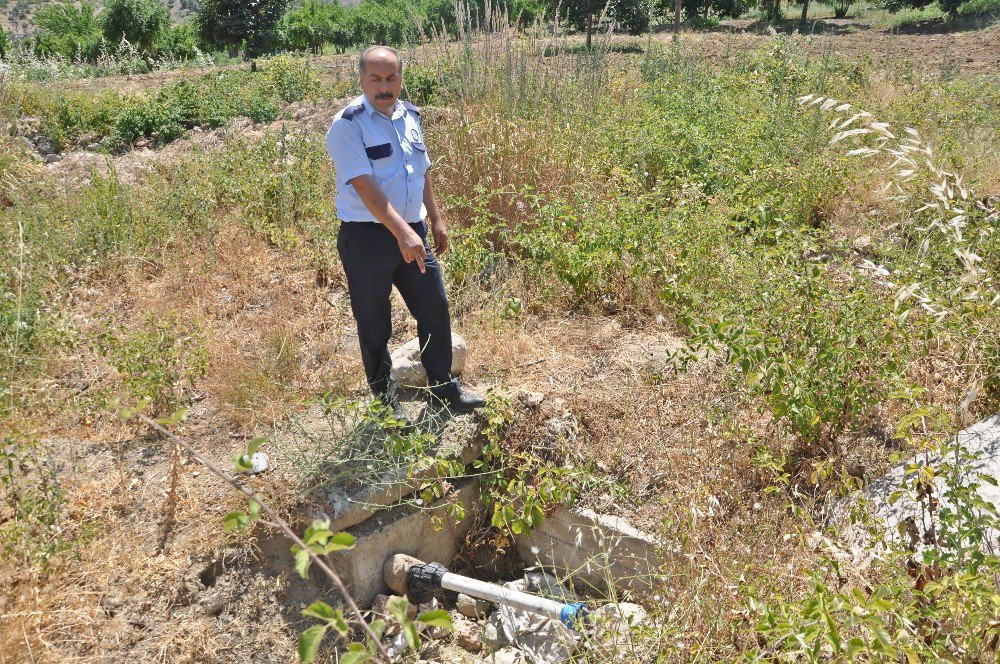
[[560, 602, 587, 629]]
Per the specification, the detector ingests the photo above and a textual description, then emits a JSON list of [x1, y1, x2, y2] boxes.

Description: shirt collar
[[362, 95, 403, 120]]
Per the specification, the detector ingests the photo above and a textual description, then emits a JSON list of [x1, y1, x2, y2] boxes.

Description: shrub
[[96, 314, 209, 415], [32, 1, 103, 60]]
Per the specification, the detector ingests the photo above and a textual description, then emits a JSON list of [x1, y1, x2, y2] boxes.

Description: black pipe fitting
[[406, 562, 449, 604]]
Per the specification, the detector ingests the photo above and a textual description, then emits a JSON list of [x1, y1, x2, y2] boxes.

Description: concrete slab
[[331, 479, 483, 605], [514, 507, 661, 598], [846, 412, 1000, 550], [273, 401, 485, 532]]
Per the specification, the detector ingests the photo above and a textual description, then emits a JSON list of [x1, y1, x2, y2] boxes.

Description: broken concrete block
[[274, 401, 484, 532], [842, 412, 1000, 550], [514, 507, 660, 597], [329, 480, 483, 606], [391, 332, 467, 387]]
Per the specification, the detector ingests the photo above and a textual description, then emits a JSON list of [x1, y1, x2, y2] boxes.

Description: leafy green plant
[[97, 314, 208, 415], [0, 430, 73, 566], [476, 394, 587, 536], [752, 425, 1000, 661]]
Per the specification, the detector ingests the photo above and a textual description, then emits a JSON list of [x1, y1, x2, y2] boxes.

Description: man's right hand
[[398, 227, 427, 274]]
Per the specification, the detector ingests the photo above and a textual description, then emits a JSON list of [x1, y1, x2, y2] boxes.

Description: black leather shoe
[[430, 388, 486, 413], [375, 393, 413, 429]]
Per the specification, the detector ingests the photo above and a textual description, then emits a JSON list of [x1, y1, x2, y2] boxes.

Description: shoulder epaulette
[[402, 101, 420, 116], [341, 103, 364, 121]]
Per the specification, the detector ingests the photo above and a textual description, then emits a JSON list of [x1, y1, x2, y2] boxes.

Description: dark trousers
[[337, 220, 457, 397]]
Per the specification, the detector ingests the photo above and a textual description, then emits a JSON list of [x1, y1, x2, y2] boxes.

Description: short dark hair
[[359, 46, 403, 77]]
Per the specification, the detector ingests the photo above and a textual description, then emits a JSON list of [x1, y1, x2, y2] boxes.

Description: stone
[[521, 391, 544, 409], [18, 136, 33, 150], [589, 602, 647, 645], [45, 154, 62, 164], [853, 235, 874, 253], [842, 412, 1000, 551], [87, 143, 101, 151], [134, 138, 151, 149], [456, 592, 491, 619], [200, 590, 225, 616], [483, 613, 510, 651], [283, 402, 484, 533], [514, 507, 661, 597], [487, 648, 524, 664], [391, 332, 467, 387], [250, 451, 269, 474], [452, 617, 483, 652], [34, 137, 56, 155]]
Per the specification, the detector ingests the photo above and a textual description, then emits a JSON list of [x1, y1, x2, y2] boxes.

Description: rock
[[483, 613, 510, 651], [134, 138, 151, 149], [250, 451, 269, 474], [590, 602, 647, 645], [86, 143, 101, 151], [523, 569, 577, 602], [200, 590, 225, 616], [520, 391, 544, 409], [514, 507, 661, 596], [487, 647, 524, 663], [45, 154, 62, 164], [452, 616, 483, 652], [853, 235, 873, 253], [18, 136, 33, 150], [34, 137, 56, 155], [390, 332, 467, 387], [841, 412, 1000, 552], [456, 592, 492, 619], [545, 414, 577, 441]]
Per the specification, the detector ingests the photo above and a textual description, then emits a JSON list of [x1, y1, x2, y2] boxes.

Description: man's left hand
[[430, 219, 449, 255]]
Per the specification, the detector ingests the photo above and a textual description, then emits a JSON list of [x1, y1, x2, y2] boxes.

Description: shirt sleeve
[[325, 118, 371, 185]]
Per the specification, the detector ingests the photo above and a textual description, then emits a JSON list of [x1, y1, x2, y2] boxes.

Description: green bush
[[32, 0, 103, 60], [96, 314, 209, 415]]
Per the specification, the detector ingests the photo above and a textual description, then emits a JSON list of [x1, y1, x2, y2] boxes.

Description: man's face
[[361, 55, 403, 116]]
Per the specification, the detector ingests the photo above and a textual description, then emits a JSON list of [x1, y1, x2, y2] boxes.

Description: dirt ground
[[660, 20, 1000, 77]]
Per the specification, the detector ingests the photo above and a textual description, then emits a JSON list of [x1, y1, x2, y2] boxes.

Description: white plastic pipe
[[440, 572, 578, 624]]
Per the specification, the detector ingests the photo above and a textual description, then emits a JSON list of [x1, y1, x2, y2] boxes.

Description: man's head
[[359, 46, 403, 116]]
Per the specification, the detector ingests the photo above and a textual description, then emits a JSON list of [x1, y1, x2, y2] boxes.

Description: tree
[[156, 20, 205, 59], [0, 24, 9, 58], [32, 1, 102, 59], [350, 0, 419, 47], [102, 0, 170, 55], [198, 0, 289, 58], [278, 0, 348, 55], [547, 0, 651, 48]]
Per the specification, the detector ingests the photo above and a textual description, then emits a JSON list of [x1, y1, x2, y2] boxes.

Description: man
[[326, 45, 485, 417]]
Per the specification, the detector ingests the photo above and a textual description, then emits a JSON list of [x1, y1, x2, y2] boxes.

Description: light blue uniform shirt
[[325, 95, 432, 223]]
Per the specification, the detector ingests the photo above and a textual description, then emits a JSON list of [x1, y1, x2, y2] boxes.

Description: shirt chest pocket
[[364, 141, 401, 183]]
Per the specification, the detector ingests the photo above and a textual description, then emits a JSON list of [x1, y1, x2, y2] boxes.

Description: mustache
[[376, 92, 395, 99]]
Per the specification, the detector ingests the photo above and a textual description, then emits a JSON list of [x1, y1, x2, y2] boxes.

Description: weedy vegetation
[[1, 7, 999, 662]]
